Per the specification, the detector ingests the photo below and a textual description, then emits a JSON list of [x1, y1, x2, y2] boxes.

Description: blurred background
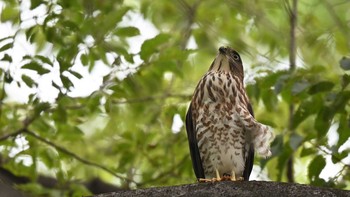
[[0, 0, 349, 196]]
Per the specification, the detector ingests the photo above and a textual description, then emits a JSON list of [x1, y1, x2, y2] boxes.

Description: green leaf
[[23, 55, 32, 60], [35, 55, 53, 66], [270, 134, 283, 156], [292, 97, 321, 129], [289, 133, 303, 151], [337, 114, 350, 147], [291, 81, 310, 95], [87, 95, 101, 112], [1, 6, 19, 22], [331, 150, 348, 164], [39, 148, 57, 169], [33, 102, 51, 118], [314, 106, 333, 139], [308, 155, 326, 180], [102, 6, 130, 31], [261, 88, 277, 111], [341, 74, 350, 89], [308, 81, 334, 94], [1, 54, 12, 62], [61, 75, 73, 89], [22, 62, 51, 75], [57, 57, 72, 73], [0, 36, 13, 42], [262, 71, 289, 94], [57, 124, 84, 141], [69, 70, 83, 79], [332, 91, 350, 113], [339, 57, 350, 70], [30, 0, 44, 10], [300, 147, 317, 157], [52, 81, 61, 91], [52, 104, 67, 123], [62, 20, 80, 31], [80, 54, 89, 65], [22, 75, 36, 88], [115, 26, 140, 37], [140, 33, 171, 61], [0, 43, 13, 52], [5, 73, 13, 83]]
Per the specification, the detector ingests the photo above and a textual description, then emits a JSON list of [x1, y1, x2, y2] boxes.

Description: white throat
[[211, 54, 231, 72]]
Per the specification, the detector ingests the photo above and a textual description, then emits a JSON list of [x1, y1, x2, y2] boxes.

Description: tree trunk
[[92, 181, 350, 197]]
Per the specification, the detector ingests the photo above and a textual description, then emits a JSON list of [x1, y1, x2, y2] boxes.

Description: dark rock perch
[[92, 181, 350, 197]]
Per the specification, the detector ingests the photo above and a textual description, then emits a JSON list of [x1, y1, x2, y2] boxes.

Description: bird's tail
[[252, 123, 274, 158]]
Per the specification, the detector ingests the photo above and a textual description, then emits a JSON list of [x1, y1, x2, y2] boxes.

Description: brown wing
[[243, 103, 255, 181], [185, 104, 205, 179]]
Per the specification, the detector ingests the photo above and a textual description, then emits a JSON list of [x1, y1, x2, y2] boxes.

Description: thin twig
[[0, 129, 26, 141], [324, 0, 349, 38], [307, 141, 350, 183], [0, 74, 7, 121], [23, 129, 140, 186], [310, 141, 350, 168], [176, 0, 200, 50], [139, 155, 188, 186]]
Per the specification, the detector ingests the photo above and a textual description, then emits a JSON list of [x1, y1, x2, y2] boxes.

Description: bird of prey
[[185, 46, 273, 182]]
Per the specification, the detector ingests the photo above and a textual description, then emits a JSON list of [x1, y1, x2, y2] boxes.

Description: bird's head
[[209, 46, 244, 80]]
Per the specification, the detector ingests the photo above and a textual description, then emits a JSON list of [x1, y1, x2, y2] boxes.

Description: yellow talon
[[215, 169, 221, 181], [198, 169, 244, 182], [230, 170, 236, 181]]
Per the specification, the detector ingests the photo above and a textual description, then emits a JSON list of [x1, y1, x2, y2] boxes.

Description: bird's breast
[[195, 101, 248, 178], [192, 71, 250, 178]]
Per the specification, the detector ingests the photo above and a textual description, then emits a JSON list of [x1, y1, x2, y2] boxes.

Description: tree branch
[[286, 0, 297, 71], [176, 0, 200, 50], [0, 129, 26, 142], [139, 155, 189, 186], [98, 181, 350, 197], [22, 129, 140, 187], [285, 0, 298, 183]]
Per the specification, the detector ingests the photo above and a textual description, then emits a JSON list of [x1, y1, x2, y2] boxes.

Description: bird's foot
[[223, 173, 243, 181], [198, 169, 222, 182], [229, 175, 244, 181], [229, 170, 244, 181], [198, 178, 220, 182], [198, 176, 243, 182], [198, 170, 244, 182]]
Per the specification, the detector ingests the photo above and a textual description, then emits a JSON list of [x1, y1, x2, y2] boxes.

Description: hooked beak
[[219, 46, 227, 54]]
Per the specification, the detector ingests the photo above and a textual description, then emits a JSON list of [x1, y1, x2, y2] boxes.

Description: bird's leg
[[215, 169, 222, 181], [230, 170, 244, 181], [230, 170, 236, 181]]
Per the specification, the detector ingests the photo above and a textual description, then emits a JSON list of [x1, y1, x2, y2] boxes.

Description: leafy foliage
[[0, 0, 349, 196]]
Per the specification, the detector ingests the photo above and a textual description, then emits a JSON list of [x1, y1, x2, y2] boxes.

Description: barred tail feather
[[252, 124, 274, 158], [236, 105, 274, 158]]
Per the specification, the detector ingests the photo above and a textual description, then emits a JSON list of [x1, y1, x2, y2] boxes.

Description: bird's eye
[[233, 54, 240, 60]]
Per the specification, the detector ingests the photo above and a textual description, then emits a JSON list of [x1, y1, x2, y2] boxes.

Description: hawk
[[185, 46, 273, 181]]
